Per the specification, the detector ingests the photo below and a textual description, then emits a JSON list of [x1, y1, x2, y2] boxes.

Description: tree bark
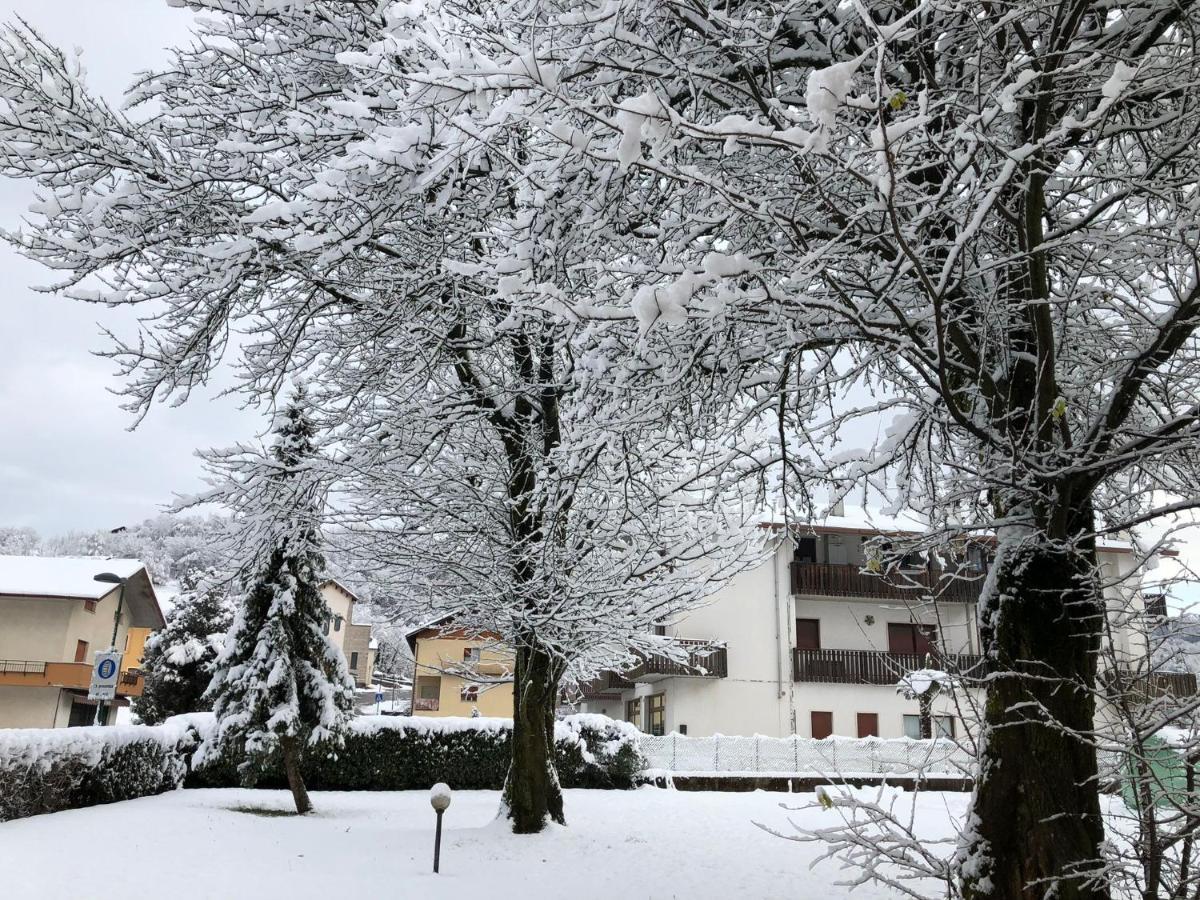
[[961, 534, 1109, 899], [504, 643, 564, 833], [280, 735, 313, 815]]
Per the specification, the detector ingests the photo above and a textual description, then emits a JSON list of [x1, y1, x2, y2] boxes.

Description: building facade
[[320, 580, 376, 689], [0, 556, 166, 728], [406, 621, 514, 717], [580, 523, 1180, 740]]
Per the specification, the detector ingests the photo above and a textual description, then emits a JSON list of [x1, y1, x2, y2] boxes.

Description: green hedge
[[0, 725, 187, 822], [181, 714, 644, 791], [0, 714, 642, 822]]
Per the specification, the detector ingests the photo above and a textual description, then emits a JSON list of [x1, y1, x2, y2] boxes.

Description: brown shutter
[[887, 623, 916, 654], [811, 710, 833, 739], [74, 640, 89, 663], [856, 713, 879, 737], [795, 618, 821, 650]]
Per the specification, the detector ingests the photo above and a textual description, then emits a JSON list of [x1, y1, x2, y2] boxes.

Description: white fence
[[640, 733, 975, 778]]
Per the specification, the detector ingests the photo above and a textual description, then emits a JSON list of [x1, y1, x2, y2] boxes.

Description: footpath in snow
[[0, 787, 969, 899]]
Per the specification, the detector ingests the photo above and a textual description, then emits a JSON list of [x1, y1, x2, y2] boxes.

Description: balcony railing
[[628, 640, 728, 680], [0, 659, 47, 676], [792, 648, 986, 685], [791, 562, 983, 603], [413, 698, 440, 711], [1100, 668, 1198, 701], [0, 660, 145, 696]]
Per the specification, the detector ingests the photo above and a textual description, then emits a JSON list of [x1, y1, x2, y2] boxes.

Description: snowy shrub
[[0, 724, 189, 822], [182, 713, 643, 791]]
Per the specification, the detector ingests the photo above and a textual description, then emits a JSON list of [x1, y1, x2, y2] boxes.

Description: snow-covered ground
[[0, 787, 969, 899]]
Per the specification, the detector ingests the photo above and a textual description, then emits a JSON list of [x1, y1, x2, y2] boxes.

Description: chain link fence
[[640, 733, 975, 777]]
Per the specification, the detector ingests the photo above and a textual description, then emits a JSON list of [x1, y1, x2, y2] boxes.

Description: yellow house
[[405, 618, 514, 717], [0, 556, 165, 727]]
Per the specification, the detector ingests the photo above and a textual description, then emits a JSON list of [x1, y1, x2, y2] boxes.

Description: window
[[902, 715, 922, 740], [350, 651, 359, 671], [935, 716, 956, 739], [418, 679, 440, 700], [626, 698, 642, 730], [74, 640, 89, 663], [647, 694, 666, 736], [856, 713, 879, 738], [678, 724, 688, 736], [794, 537, 818, 564], [795, 618, 821, 651], [811, 711, 833, 740], [460, 684, 479, 702], [887, 623, 938, 656], [1144, 594, 1168, 620], [965, 545, 990, 574], [463, 647, 481, 663], [333, 615, 343, 632], [83, 599, 97, 613]]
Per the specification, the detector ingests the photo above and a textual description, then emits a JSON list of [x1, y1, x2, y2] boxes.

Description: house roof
[[404, 615, 453, 653], [319, 578, 360, 603], [0, 555, 166, 629]]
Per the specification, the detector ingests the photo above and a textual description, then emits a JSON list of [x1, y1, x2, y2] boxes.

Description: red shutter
[[795, 618, 821, 650], [857, 713, 879, 738], [811, 711, 833, 739]]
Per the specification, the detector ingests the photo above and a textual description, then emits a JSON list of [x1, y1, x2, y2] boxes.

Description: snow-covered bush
[[181, 713, 643, 792], [0, 724, 189, 822]]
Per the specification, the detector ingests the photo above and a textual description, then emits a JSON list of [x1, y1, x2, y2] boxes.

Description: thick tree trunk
[[504, 643, 564, 833], [961, 535, 1109, 899], [280, 736, 313, 815]]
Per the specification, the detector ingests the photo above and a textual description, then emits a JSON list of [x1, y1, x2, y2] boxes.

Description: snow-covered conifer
[[203, 389, 354, 814], [135, 568, 232, 725]]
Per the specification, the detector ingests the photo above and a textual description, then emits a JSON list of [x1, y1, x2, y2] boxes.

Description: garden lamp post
[[92, 572, 127, 726], [430, 783, 451, 873]]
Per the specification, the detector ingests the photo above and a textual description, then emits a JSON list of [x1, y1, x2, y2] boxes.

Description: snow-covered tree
[[135, 568, 232, 725], [335, 2, 1200, 894], [0, 527, 40, 556], [202, 390, 354, 814], [0, 4, 757, 833]]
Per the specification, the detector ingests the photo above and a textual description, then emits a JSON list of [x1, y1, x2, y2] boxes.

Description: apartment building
[[0, 556, 165, 728], [320, 579, 376, 688], [406, 618, 515, 717], [579, 516, 1185, 740]]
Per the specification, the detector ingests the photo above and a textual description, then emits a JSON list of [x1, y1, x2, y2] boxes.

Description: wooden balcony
[[790, 562, 983, 603], [792, 648, 986, 686], [627, 640, 728, 681], [0, 659, 145, 696], [1100, 668, 1198, 701]]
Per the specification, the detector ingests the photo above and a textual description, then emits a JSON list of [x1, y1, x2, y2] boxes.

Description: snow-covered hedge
[[0, 722, 190, 822], [180, 713, 643, 791]]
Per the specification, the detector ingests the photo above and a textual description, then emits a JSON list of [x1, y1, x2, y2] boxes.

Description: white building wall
[[585, 537, 1149, 741]]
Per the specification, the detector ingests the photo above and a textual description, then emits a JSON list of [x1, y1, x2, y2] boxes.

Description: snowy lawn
[[0, 787, 970, 899]]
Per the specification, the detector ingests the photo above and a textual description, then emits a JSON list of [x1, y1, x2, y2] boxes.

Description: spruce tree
[[135, 568, 232, 725], [204, 389, 354, 814]]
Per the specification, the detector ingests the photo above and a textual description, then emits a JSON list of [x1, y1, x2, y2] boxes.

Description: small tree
[[135, 568, 232, 725], [203, 389, 354, 814]]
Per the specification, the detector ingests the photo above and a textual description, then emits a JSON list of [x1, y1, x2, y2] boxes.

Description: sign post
[[375, 685, 384, 715], [88, 651, 123, 725]]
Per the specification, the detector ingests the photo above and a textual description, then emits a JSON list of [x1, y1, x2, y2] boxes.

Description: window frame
[[902, 714, 922, 740], [646, 693, 666, 736], [795, 618, 821, 651], [625, 697, 643, 730]]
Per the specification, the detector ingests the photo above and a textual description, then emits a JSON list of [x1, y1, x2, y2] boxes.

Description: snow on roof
[[0, 556, 145, 600], [0, 555, 166, 629], [754, 505, 1141, 554]]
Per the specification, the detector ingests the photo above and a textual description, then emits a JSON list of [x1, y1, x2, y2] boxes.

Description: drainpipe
[[773, 538, 785, 728]]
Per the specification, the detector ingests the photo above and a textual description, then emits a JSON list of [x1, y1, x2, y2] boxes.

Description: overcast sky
[[0, 0, 265, 536]]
